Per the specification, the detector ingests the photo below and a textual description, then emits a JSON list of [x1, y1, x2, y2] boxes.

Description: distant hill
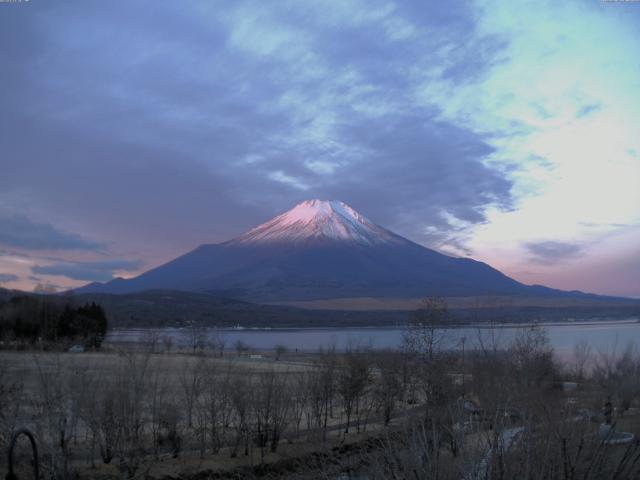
[[76, 289, 640, 328], [2, 287, 638, 327], [73, 289, 408, 328], [0, 287, 22, 303], [75, 199, 624, 303]]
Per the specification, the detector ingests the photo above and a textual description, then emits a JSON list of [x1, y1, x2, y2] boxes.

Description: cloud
[[524, 241, 584, 265], [0, 214, 105, 251], [33, 282, 61, 294], [0, 273, 19, 283], [268, 171, 310, 191], [333, 112, 510, 219], [1, 0, 637, 297], [579, 222, 628, 229], [576, 103, 602, 118], [31, 259, 143, 282], [0, 0, 514, 260]]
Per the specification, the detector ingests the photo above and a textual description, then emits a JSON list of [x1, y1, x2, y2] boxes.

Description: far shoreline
[[106, 316, 640, 335]]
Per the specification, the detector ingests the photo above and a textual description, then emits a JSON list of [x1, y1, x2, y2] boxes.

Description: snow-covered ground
[[230, 199, 409, 246]]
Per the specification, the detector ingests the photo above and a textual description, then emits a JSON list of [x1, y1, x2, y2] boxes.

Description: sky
[[0, 0, 639, 297]]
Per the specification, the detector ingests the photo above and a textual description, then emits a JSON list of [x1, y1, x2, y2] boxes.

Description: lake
[[106, 318, 640, 361]]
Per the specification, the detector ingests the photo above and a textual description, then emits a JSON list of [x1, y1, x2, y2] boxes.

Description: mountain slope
[[229, 199, 408, 247], [76, 200, 599, 301]]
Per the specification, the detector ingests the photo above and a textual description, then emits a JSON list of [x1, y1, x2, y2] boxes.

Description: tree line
[[0, 295, 108, 348]]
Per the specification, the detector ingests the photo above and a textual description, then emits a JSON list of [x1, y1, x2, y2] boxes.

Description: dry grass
[[270, 295, 635, 311], [0, 348, 394, 479]]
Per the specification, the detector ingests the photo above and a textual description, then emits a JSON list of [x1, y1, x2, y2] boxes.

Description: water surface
[[107, 318, 640, 360]]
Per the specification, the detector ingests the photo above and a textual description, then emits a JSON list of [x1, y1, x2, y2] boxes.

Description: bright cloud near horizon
[[0, 0, 638, 297]]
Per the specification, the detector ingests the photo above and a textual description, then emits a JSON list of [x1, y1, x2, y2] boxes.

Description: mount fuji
[[76, 200, 586, 301]]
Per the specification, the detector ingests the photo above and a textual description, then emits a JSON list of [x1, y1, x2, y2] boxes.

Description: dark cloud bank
[[0, 214, 104, 251], [0, 0, 514, 284], [0, 273, 19, 284], [31, 259, 143, 282]]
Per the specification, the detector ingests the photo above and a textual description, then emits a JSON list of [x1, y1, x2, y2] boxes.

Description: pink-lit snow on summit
[[230, 200, 408, 246]]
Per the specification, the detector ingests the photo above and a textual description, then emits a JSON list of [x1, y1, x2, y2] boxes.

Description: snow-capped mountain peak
[[75, 199, 566, 301], [230, 199, 407, 246]]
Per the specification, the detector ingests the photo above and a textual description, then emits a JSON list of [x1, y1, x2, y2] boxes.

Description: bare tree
[[161, 335, 173, 354], [0, 356, 23, 452], [74, 359, 106, 469], [146, 357, 171, 459], [234, 339, 251, 357], [179, 355, 206, 431], [510, 325, 558, 403], [229, 370, 252, 458], [373, 351, 404, 426], [92, 382, 120, 465], [111, 351, 154, 480], [187, 323, 207, 354], [358, 420, 448, 479], [202, 365, 234, 454], [31, 354, 75, 480], [572, 339, 592, 380], [308, 347, 337, 441], [157, 401, 182, 459], [286, 371, 309, 442], [252, 369, 290, 461], [143, 330, 160, 354], [592, 341, 640, 416], [337, 347, 372, 434], [274, 344, 287, 361], [207, 329, 226, 357], [404, 296, 450, 361]]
